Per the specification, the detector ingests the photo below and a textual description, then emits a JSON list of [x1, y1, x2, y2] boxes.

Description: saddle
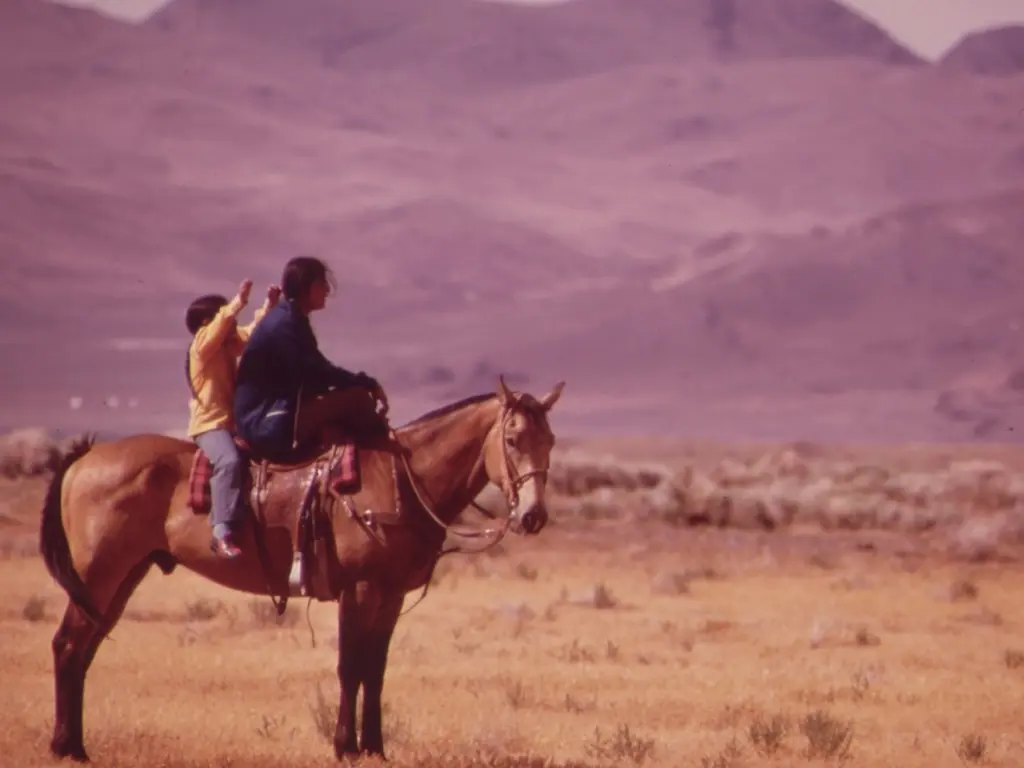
[[186, 435, 361, 604]]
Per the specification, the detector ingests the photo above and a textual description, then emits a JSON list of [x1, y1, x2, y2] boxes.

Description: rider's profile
[[234, 255, 389, 464]]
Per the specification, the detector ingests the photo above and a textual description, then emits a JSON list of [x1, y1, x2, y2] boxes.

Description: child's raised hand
[[237, 279, 254, 306], [266, 284, 282, 306]]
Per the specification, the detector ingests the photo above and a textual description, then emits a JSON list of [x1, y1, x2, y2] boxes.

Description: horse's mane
[[401, 392, 497, 428], [399, 388, 553, 436]]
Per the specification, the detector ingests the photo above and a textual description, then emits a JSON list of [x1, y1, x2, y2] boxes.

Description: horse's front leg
[[333, 588, 361, 760], [359, 588, 405, 758]]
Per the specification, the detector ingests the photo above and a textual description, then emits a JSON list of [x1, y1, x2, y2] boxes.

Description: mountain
[[1, 0, 1022, 442], [940, 25, 1024, 76], [935, 365, 1024, 440], [146, 0, 922, 91]]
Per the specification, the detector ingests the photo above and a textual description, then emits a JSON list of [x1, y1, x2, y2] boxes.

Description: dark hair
[[185, 294, 229, 335], [281, 256, 336, 302]]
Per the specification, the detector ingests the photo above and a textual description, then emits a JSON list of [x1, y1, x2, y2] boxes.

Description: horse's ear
[[496, 375, 515, 406], [538, 381, 565, 412]]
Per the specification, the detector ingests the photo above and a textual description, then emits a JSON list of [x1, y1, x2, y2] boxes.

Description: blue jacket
[[233, 299, 367, 461]]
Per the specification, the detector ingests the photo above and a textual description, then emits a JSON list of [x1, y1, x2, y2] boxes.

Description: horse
[[38, 376, 565, 762]]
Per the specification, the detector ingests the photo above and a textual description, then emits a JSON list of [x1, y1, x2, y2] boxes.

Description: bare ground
[[4, 530, 1023, 767], [2, 436, 1024, 767]]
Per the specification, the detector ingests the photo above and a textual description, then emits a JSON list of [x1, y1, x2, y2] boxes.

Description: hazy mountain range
[[4, 0, 1024, 442]]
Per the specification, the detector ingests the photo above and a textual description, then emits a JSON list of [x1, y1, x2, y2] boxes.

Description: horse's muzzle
[[518, 504, 548, 535]]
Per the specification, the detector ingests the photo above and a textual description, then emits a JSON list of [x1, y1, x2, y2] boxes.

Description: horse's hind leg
[[51, 557, 154, 762], [51, 602, 97, 762]]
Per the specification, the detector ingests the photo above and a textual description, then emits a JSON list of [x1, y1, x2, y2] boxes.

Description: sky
[[841, 0, 1024, 57], [44, 0, 1024, 60]]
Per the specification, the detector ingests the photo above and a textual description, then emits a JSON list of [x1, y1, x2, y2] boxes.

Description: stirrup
[[288, 551, 308, 597]]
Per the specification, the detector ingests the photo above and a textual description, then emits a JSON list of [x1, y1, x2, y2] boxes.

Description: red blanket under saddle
[[187, 441, 359, 513]]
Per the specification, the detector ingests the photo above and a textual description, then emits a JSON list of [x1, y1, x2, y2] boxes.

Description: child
[[185, 279, 281, 558]]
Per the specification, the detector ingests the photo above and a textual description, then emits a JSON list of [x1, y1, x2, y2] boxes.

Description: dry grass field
[[3, 429, 1024, 767]]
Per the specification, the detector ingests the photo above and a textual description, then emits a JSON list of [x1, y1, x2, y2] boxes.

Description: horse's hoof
[[333, 742, 360, 762], [51, 739, 89, 763]]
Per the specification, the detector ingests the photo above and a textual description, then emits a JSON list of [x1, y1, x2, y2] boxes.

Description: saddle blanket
[[187, 440, 359, 513]]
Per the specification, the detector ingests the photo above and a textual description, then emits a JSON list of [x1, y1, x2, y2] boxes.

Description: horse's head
[[483, 376, 564, 536]]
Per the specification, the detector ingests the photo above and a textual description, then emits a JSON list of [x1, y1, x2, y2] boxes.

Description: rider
[[233, 256, 390, 464], [186, 279, 282, 559]]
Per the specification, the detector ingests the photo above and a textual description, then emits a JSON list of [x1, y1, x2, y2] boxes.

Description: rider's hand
[[358, 373, 388, 414], [237, 279, 253, 306], [374, 384, 390, 415], [266, 284, 282, 306]]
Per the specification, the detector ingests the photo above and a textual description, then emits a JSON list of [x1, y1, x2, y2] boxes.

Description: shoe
[[210, 533, 242, 559]]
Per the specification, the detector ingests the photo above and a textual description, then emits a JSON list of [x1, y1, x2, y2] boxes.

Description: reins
[[400, 400, 546, 541], [387, 399, 549, 616]]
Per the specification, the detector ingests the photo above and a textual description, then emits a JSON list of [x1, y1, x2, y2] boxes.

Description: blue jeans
[[194, 429, 245, 539]]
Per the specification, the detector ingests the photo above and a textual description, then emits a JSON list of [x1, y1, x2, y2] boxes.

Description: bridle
[[394, 397, 550, 553], [342, 396, 552, 619]]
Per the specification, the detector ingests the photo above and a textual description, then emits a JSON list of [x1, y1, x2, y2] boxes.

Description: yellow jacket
[[187, 296, 272, 439]]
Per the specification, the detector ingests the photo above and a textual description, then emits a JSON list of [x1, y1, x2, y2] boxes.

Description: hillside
[[474, 56, 1019, 216], [1, 0, 1022, 441], [147, 0, 922, 91], [940, 24, 1024, 76], [1, 0, 135, 64]]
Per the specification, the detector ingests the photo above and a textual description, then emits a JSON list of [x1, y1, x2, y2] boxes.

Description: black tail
[[39, 433, 105, 627]]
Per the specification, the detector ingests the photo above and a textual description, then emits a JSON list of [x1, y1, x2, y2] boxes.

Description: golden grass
[[3, 542, 1024, 767], [2, 430, 1024, 766]]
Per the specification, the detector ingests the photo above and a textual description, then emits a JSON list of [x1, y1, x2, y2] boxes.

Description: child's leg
[[194, 429, 244, 542]]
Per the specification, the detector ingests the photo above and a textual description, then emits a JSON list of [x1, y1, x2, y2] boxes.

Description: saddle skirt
[[186, 438, 360, 515]]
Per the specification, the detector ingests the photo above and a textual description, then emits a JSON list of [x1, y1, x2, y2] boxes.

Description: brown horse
[[38, 376, 565, 762]]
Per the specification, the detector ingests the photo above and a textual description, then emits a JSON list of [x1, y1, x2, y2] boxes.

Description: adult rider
[[233, 255, 390, 463]]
